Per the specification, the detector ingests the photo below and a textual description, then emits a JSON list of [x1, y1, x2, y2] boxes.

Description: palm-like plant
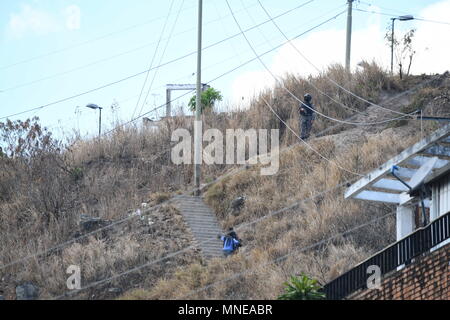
[[277, 274, 326, 300], [188, 87, 222, 113]]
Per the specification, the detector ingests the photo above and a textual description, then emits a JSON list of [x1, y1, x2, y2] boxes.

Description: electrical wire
[[137, 0, 186, 119], [53, 177, 359, 299], [239, 0, 284, 49], [0, 1, 344, 122], [0, 1, 199, 71], [0, 167, 185, 271], [98, 7, 381, 137], [9, 67, 429, 295], [2, 2, 442, 297], [115, 2, 349, 112], [0, 1, 260, 94], [180, 211, 395, 299], [356, 4, 450, 26], [257, 0, 409, 117], [314, 74, 446, 138], [131, 0, 176, 120], [260, 96, 362, 176], [225, 0, 416, 126]]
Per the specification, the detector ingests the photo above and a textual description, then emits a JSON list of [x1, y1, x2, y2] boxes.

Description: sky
[[1, 0, 450, 140]]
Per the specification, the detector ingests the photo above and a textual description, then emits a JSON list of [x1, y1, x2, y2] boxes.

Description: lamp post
[[391, 15, 414, 75], [86, 104, 103, 137]]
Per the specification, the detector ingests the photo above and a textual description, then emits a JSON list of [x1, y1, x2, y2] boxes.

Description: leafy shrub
[[277, 274, 325, 300]]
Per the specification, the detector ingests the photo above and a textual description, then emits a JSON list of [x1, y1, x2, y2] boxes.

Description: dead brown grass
[[1, 64, 448, 300]]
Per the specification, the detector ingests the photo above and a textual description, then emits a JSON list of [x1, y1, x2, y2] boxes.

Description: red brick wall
[[351, 243, 449, 300]]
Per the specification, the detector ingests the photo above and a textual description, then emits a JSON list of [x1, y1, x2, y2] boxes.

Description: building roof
[[345, 123, 450, 206]]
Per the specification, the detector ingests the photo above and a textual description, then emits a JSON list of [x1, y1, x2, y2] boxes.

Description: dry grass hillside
[[0, 62, 448, 300]]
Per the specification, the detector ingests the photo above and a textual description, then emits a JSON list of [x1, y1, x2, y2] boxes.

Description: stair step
[[185, 222, 220, 227], [175, 196, 225, 260], [179, 209, 214, 214], [185, 222, 221, 228], [182, 215, 217, 219], [189, 230, 221, 236]]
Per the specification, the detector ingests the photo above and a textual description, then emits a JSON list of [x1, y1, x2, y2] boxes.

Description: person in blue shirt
[[218, 233, 241, 257]]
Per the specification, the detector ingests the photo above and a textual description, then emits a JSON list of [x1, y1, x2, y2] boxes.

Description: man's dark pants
[[300, 115, 314, 140]]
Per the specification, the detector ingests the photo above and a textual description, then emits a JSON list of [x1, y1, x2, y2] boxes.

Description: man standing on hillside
[[299, 93, 316, 140]]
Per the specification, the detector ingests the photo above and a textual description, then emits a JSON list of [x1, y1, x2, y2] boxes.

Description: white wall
[[396, 205, 415, 241], [431, 174, 450, 221]]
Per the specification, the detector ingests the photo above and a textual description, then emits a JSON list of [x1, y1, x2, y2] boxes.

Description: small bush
[[277, 274, 325, 300], [149, 192, 171, 204]]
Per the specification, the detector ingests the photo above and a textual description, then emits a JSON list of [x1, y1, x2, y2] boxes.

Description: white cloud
[[6, 4, 81, 38], [412, 0, 450, 74], [230, 0, 450, 106], [231, 69, 274, 107]]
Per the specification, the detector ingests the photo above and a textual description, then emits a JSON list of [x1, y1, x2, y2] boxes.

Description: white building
[[345, 123, 450, 242]]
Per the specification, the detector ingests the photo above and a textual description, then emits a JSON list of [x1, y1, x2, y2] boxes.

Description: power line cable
[[53, 177, 359, 299], [213, 1, 245, 65], [0, 2, 198, 71], [0, 1, 261, 94], [314, 74, 447, 138], [225, 0, 416, 126], [355, 7, 450, 26], [131, 0, 177, 120], [137, 0, 186, 119], [180, 211, 395, 299], [1, 8, 348, 139], [10, 68, 425, 293], [355, 1, 450, 25], [115, 3, 349, 111], [260, 96, 362, 176], [0, 172, 186, 271], [2, 3, 441, 278], [239, 0, 282, 49], [97, 8, 360, 136], [0, 2, 343, 121], [257, 0, 409, 117]]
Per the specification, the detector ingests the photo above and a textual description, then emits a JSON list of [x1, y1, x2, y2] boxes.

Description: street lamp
[[391, 15, 414, 74], [85, 104, 103, 137]]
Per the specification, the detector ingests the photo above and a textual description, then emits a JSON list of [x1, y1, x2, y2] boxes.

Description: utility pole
[[391, 18, 395, 75], [194, 0, 203, 194], [345, 0, 353, 72]]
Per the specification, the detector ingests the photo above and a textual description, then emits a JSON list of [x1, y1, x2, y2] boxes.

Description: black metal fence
[[323, 212, 450, 300]]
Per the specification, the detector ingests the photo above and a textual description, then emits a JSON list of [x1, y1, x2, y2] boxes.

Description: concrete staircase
[[174, 195, 224, 259]]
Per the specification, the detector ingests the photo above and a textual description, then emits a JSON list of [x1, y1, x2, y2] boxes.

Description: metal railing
[[324, 211, 450, 300]]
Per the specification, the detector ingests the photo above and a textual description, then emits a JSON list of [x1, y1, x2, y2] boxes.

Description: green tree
[[277, 274, 326, 300], [188, 87, 223, 113]]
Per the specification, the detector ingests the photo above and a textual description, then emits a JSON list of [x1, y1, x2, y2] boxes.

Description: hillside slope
[[122, 71, 450, 300], [0, 65, 448, 300]]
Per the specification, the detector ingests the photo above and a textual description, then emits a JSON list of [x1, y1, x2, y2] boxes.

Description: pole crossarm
[[166, 83, 209, 91]]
